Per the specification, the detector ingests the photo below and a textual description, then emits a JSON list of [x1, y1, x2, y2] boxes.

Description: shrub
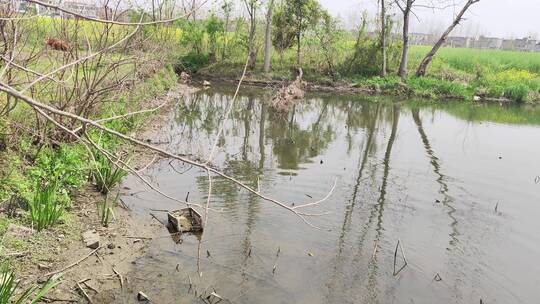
[[407, 77, 472, 99], [176, 52, 210, 73], [504, 83, 530, 103], [91, 152, 128, 194]]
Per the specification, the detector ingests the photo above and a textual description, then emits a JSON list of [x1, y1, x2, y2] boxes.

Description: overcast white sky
[[318, 0, 540, 38]]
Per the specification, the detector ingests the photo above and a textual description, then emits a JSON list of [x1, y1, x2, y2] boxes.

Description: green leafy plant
[[28, 180, 64, 231], [178, 52, 210, 73], [91, 152, 128, 194], [97, 192, 119, 227], [0, 263, 60, 304]]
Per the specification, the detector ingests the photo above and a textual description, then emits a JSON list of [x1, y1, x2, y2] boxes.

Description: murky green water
[[120, 85, 540, 304]]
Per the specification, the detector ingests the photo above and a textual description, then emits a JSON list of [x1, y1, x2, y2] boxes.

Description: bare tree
[[394, 0, 415, 79], [379, 0, 387, 77], [263, 0, 275, 73], [416, 0, 481, 77]]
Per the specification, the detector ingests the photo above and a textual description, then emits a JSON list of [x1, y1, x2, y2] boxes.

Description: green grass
[[409, 46, 540, 75]]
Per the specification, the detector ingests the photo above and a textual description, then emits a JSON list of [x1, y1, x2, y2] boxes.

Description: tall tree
[[416, 0, 481, 76], [395, 0, 415, 79], [379, 0, 387, 77], [271, 2, 296, 66], [243, 0, 259, 70], [287, 0, 322, 66], [263, 0, 275, 73]]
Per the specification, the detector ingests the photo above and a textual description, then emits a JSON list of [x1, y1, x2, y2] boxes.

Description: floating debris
[[180, 71, 191, 84], [167, 208, 203, 233], [137, 291, 149, 302], [269, 68, 305, 111]]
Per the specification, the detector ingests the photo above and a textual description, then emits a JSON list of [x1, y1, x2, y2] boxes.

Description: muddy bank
[[195, 73, 376, 94], [9, 83, 197, 303]]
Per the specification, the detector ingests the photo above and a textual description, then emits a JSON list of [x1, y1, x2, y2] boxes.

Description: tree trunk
[[398, 1, 412, 79], [380, 0, 387, 77], [151, 0, 156, 21], [416, 0, 480, 77], [263, 0, 275, 73], [296, 33, 301, 66], [247, 4, 257, 70]]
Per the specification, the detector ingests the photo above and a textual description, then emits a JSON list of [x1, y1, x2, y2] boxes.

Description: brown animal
[[45, 37, 71, 52]]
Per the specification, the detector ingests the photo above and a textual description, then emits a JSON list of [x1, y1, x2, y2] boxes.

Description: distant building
[[515, 37, 538, 52], [474, 36, 503, 49], [445, 36, 473, 48], [502, 39, 516, 50], [410, 33, 433, 46], [61, 1, 100, 18], [7, 0, 101, 18]]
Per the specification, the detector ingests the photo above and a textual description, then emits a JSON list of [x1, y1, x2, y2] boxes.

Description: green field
[[409, 46, 540, 75]]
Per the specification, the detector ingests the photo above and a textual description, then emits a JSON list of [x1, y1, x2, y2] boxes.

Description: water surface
[[120, 85, 540, 304]]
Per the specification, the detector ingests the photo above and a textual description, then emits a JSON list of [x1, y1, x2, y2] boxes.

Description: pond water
[[120, 84, 540, 304]]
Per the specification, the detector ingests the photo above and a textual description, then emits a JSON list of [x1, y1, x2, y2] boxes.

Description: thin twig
[[112, 267, 124, 290], [43, 247, 101, 278], [76, 283, 93, 304]]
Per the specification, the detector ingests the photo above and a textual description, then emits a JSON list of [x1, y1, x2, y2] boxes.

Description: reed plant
[[28, 180, 64, 231], [97, 192, 119, 227], [0, 263, 59, 304], [91, 152, 128, 195]]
